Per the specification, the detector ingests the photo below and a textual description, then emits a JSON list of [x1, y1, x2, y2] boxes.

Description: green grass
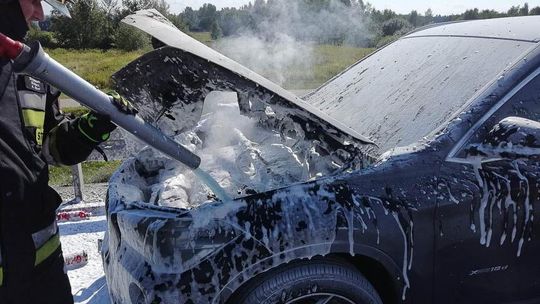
[[49, 160, 123, 186], [47, 43, 373, 93], [188, 31, 213, 44], [286, 45, 375, 89], [46, 48, 145, 91], [46, 33, 211, 93]]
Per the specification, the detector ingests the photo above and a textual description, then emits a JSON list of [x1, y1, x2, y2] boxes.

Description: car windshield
[[306, 36, 535, 155]]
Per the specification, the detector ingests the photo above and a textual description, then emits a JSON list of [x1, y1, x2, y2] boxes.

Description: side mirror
[[466, 116, 540, 161]]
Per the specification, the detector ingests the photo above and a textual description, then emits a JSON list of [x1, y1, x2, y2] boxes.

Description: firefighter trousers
[[0, 251, 73, 304]]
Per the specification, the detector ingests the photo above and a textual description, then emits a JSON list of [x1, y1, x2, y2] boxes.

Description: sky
[[44, 0, 540, 16]]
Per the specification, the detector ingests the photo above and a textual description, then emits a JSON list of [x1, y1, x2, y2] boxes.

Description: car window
[[306, 36, 534, 155], [454, 71, 540, 158]]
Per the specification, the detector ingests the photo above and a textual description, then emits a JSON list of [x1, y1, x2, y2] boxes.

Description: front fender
[[199, 179, 410, 303]]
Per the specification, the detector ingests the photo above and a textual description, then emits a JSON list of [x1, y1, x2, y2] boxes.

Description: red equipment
[[0, 33, 24, 60]]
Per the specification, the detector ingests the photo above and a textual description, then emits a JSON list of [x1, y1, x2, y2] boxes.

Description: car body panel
[[104, 150, 438, 303], [305, 35, 536, 154], [102, 11, 540, 304], [406, 16, 540, 42], [434, 67, 540, 303]]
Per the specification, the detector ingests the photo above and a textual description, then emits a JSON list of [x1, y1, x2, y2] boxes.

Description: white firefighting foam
[[139, 93, 340, 209]]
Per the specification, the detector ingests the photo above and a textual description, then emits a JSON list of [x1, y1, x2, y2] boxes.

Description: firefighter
[[0, 0, 136, 302]]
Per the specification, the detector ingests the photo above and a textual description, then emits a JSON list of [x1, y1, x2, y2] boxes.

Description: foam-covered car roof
[[407, 16, 540, 42]]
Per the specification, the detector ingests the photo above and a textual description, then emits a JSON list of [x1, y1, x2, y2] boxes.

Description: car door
[[434, 71, 540, 303]]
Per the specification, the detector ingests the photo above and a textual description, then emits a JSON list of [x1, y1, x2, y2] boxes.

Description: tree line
[[32, 0, 540, 50]]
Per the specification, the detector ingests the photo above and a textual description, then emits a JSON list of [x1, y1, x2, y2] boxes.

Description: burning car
[[102, 11, 540, 304]]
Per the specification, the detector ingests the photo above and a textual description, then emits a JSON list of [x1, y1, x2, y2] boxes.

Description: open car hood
[[115, 10, 375, 165]]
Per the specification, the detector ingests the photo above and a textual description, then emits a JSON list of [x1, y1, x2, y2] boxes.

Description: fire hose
[[0, 33, 231, 202]]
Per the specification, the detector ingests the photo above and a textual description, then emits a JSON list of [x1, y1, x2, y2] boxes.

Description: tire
[[232, 259, 383, 304]]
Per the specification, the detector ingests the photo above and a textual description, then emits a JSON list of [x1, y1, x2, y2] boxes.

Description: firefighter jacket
[[0, 58, 108, 289]]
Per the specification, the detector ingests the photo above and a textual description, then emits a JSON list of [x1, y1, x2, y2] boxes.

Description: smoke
[[215, 34, 314, 87], [213, 0, 372, 88]]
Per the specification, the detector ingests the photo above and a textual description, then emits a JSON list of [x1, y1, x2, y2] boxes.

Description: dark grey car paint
[[102, 11, 540, 304]]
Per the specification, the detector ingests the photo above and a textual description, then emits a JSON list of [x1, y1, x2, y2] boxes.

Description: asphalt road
[[59, 98, 82, 109]]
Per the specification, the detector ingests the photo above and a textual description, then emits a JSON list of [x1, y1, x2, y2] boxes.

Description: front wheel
[[232, 259, 383, 304]]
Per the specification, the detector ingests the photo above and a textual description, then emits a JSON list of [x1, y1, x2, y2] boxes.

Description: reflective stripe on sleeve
[[22, 109, 46, 145], [32, 222, 61, 266], [22, 109, 45, 129], [32, 222, 58, 248], [35, 234, 61, 266], [19, 91, 46, 111]]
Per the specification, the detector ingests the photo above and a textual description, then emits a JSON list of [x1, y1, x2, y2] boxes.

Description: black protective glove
[[77, 92, 137, 143], [77, 111, 115, 143]]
